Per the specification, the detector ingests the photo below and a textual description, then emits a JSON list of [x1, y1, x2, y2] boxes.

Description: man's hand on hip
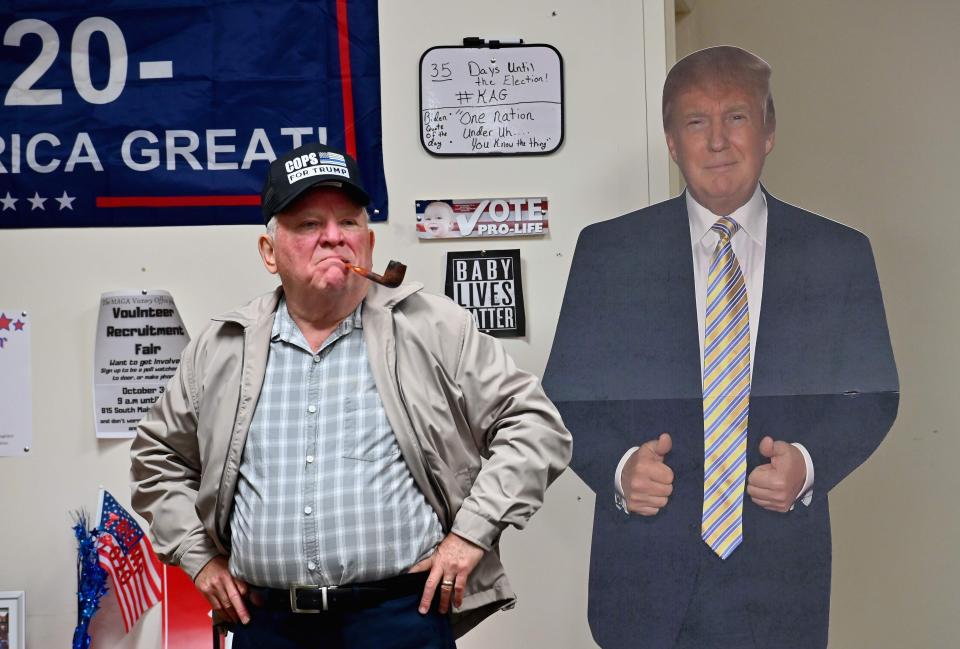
[[194, 556, 250, 625], [746, 436, 807, 513], [621, 433, 675, 516], [409, 533, 485, 615]]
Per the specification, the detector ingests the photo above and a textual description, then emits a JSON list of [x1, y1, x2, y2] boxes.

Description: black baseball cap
[[261, 143, 370, 222]]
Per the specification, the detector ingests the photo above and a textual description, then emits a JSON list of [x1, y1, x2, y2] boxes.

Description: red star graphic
[[13, 320, 25, 331], [0, 313, 10, 330]]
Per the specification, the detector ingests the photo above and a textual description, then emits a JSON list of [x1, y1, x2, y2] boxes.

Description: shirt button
[[307, 561, 316, 570], [313, 355, 321, 363], [306, 455, 314, 463], [307, 405, 317, 413], [304, 506, 313, 515]]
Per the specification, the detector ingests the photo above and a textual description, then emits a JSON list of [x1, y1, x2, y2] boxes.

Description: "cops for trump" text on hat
[[260, 143, 370, 222]]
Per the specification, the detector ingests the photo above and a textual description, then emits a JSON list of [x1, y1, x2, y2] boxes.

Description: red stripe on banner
[[96, 195, 261, 208], [336, 0, 358, 158]]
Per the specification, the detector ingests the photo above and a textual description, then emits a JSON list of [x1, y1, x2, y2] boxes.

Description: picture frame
[[0, 591, 25, 649]]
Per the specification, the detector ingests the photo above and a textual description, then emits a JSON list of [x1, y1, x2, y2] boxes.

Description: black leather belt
[[250, 572, 428, 614]]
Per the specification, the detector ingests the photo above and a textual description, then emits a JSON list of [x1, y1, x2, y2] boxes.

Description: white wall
[[0, 1, 670, 647], [676, 1, 960, 646]]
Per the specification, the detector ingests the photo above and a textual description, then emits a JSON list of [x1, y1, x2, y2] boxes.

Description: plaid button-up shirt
[[229, 299, 443, 587]]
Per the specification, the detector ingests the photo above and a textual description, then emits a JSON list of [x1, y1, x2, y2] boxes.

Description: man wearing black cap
[[131, 143, 571, 648]]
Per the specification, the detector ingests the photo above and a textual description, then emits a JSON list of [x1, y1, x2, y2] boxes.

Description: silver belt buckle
[[289, 584, 336, 613]]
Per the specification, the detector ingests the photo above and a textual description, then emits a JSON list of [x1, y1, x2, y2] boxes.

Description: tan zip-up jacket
[[130, 283, 571, 636]]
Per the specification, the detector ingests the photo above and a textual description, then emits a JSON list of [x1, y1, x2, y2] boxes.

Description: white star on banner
[[55, 190, 76, 211], [0, 192, 17, 211], [28, 192, 47, 211]]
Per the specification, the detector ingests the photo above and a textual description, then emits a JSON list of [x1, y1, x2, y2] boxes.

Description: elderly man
[[131, 143, 571, 648], [544, 47, 898, 648]]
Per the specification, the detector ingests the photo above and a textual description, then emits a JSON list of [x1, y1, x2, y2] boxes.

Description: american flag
[[96, 489, 162, 632], [318, 151, 347, 166]]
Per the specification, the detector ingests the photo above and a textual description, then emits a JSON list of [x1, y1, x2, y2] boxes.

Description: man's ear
[[665, 129, 680, 164], [258, 233, 278, 274], [764, 129, 776, 156]]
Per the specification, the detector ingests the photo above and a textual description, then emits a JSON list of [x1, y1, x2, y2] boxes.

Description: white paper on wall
[[0, 310, 32, 457], [93, 291, 189, 439]]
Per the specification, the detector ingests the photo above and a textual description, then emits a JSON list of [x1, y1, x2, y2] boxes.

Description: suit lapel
[[670, 195, 704, 398], [752, 188, 791, 398], [635, 193, 702, 398]]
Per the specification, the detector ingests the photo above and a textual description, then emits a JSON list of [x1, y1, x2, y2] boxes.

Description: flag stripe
[[98, 547, 134, 631]]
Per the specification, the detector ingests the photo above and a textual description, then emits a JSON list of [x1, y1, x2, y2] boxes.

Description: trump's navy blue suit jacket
[[543, 190, 899, 649]]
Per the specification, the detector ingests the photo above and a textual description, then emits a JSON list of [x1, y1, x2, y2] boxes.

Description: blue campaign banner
[[0, 0, 387, 228]]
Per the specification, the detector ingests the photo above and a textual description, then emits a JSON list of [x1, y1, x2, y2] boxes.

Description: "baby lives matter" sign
[[445, 249, 525, 337], [417, 197, 548, 239]]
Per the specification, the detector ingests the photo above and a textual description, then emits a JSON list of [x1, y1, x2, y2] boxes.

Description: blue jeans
[[230, 593, 456, 649]]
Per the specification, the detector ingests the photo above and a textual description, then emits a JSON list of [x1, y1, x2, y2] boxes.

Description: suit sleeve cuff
[[614, 447, 639, 513], [791, 442, 815, 506]]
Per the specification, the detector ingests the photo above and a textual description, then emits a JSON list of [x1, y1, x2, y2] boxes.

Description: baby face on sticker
[[421, 201, 457, 238]]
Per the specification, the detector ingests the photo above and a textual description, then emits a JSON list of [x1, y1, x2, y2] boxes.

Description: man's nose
[[319, 220, 345, 245], [708, 121, 729, 151]]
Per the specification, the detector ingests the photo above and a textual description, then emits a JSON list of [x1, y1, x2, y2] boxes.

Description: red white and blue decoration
[[72, 512, 109, 649], [95, 489, 162, 633]]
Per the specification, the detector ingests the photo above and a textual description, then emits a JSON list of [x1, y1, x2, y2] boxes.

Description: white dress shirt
[[615, 186, 814, 509]]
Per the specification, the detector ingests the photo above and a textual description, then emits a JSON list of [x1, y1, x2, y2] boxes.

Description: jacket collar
[[210, 281, 425, 328]]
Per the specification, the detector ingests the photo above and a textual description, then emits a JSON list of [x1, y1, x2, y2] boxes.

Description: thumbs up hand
[[746, 436, 807, 513], [620, 433, 675, 516]]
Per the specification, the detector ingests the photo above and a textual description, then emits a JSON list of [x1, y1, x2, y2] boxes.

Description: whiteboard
[[419, 44, 564, 156]]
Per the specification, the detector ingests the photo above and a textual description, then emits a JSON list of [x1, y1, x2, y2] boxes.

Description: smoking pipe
[[345, 260, 406, 287]]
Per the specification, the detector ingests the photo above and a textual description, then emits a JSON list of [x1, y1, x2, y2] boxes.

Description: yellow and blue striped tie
[[701, 216, 750, 559]]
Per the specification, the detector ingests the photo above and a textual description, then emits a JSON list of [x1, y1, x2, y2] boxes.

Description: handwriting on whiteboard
[[420, 46, 563, 156]]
